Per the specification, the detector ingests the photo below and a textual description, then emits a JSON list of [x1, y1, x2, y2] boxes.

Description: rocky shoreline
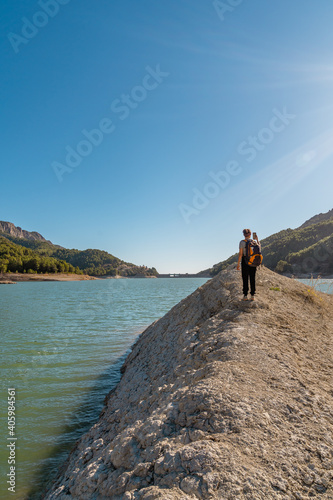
[[42, 266, 333, 498]]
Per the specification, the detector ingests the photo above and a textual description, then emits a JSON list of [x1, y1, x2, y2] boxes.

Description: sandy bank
[[44, 265, 333, 499], [0, 273, 98, 282]]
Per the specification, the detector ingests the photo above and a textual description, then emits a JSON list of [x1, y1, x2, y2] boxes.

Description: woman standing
[[237, 229, 260, 301]]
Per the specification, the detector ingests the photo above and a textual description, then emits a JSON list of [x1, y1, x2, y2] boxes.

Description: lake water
[[0, 278, 208, 499], [297, 278, 333, 295], [1, 277, 332, 499]]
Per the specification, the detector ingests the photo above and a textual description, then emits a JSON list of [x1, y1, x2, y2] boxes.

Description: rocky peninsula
[[44, 266, 333, 499]]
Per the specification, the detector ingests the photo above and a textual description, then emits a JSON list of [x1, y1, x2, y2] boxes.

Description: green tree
[[275, 260, 292, 273]]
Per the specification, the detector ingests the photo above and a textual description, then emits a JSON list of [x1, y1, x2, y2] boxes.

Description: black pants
[[241, 257, 256, 296]]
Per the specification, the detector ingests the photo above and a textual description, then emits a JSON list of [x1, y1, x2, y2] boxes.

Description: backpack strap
[[244, 239, 251, 257]]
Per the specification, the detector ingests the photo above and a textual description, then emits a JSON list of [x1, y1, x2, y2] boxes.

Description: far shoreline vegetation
[[0, 235, 158, 278]]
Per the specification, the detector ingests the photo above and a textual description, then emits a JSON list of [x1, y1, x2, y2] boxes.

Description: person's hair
[[243, 228, 251, 236]]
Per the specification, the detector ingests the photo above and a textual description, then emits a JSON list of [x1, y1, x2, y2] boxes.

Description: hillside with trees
[[0, 222, 158, 277], [0, 237, 80, 275], [202, 209, 333, 277]]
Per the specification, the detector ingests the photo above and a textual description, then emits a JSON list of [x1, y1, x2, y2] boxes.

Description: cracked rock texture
[[45, 266, 333, 499]]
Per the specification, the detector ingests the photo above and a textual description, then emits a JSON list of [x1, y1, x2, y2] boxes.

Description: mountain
[[0, 221, 158, 277], [202, 209, 333, 277], [0, 221, 49, 242], [298, 208, 333, 229], [43, 266, 333, 499]]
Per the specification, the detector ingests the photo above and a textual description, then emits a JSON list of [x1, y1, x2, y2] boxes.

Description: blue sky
[[1, 0, 333, 273]]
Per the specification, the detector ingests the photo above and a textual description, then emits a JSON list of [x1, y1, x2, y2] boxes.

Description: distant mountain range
[[0, 222, 158, 277], [199, 208, 333, 277]]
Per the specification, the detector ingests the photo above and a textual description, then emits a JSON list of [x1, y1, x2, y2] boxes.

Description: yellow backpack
[[244, 239, 263, 267]]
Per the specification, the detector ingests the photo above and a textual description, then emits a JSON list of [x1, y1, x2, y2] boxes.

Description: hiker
[[237, 229, 261, 301]]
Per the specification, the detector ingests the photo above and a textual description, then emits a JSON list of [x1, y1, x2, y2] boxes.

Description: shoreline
[[283, 272, 333, 280], [99, 275, 158, 279], [1, 272, 332, 284], [0, 273, 160, 283], [0, 273, 99, 282]]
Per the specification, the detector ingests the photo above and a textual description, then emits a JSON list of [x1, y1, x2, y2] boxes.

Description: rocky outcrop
[[298, 208, 333, 229], [45, 266, 333, 499], [0, 221, 47, 242]]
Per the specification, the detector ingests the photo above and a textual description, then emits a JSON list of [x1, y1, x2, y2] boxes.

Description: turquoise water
[[0, 278, 208, 499], [297, 278, 333, 295]]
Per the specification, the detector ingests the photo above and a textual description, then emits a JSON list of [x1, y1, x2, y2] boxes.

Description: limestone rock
[[0, 220, 47, 241], [45, 266, 333, 499]]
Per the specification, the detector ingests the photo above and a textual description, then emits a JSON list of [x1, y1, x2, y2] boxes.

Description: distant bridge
[[157, 273, 206, 278]]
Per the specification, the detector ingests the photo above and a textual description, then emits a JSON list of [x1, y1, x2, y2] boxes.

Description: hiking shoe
[[250, 296, 255, 301], [242, 295, 248, 301]]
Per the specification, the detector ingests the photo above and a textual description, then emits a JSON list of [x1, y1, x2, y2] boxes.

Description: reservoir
[[0, 277, 208, 499]]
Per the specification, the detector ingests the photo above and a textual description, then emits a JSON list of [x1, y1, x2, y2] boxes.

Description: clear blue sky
[[1, 0, 333, 273]]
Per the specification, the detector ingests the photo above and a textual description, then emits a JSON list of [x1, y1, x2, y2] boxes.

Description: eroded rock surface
[[45, 267, 333, 499]]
